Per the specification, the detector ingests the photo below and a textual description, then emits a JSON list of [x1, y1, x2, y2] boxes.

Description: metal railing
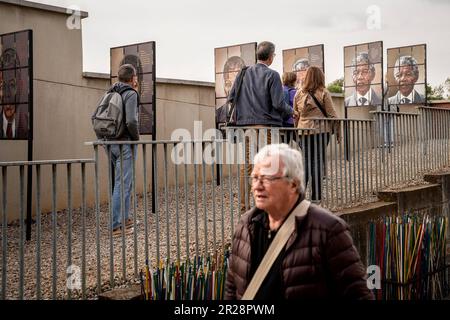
[[1, 107, 450, 299], [0, 159, 95, 300]]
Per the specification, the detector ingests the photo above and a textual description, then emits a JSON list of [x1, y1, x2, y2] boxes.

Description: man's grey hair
[[253, 143, 305, 194], [393, 55, 419, 81], [256, 41, 275, 61], [351, 52, 375, 73], [118, 63, 136, 83], [293, 58, 310, 71]]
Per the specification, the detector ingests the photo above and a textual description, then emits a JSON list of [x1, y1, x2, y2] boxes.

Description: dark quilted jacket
[[225, 203, 374, 300]]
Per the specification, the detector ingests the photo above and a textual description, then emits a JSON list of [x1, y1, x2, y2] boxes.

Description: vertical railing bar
[[218, 139, 225, 251], [1, 167, 8, 300], [201, 142, 208, 254], [66, 163, 72, 300], [401, 114, 406, 183], [153, 144, 160, 265], [163, 143, 170, 263], [119, 144, 126, 281], [142, 144, 149, 263], [18, 165, 25, 300], [314, 124, 320, 202], [193, 141, 199, 259], [321, 121, 328, 207], [183, 142, 190, 259], [35, 165, 42, 300], [351, 120, 356, 203], [244, 131, 249, 211], [131, 144, 138, 279], [408, 115, 413, 180], [362, 121, 367, 199], [374, 114, 379, 192], [387, 113, 394, 185], [329, 120, 335, 208], [228, 133, 235, 242], [81, 162, 87, 299], [174, 144, 181, 264], [107, 145, 114, 288], [94, 146, 101, 295], [356, 121, 361, 202], [381, 113, 386, 186], [337, 122, 343, 208], [51, 164, 57, 300], [210, 141, 217, 255]]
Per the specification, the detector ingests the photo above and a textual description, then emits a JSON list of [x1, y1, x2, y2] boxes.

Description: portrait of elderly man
[[225, 144, 373, 300], [345, 52, 382, 107], [0, 48, 28, 139], [223, 56, 246, 97], [215, 56, 246, 124], [388, 55, 425, 105], [292, 58, 310, 88]]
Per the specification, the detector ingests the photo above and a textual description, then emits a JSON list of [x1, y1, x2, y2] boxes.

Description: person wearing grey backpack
[[93, 63, 140, 236]]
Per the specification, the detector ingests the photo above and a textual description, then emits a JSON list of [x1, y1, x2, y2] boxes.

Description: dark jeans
[[300, 133, 330, 201]]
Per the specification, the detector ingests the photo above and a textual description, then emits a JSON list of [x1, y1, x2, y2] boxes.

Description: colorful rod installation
[[368, 213, 448, 300], [140, 249, 230, 300]]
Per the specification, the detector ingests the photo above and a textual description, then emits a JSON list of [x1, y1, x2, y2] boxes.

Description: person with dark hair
[[104, 63, 140, 236], [227, 41, 292, 213], [225, 144, 373, 300], [281, 71, 297, 127], [0, 48, 28, 139], [120, 54, 143, 95], [293, 66, 340, 202]]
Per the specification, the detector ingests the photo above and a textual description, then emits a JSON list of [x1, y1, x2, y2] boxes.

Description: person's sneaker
[[125, 218, 140, 229], [112, 226, 134, 237], [125, 219, 133, 229]]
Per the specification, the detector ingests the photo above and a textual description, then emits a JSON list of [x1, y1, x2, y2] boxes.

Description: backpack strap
[[113, 86, 139, 129]]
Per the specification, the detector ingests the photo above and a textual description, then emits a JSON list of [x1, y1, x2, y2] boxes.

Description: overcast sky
[[33, 0, 450, 86]]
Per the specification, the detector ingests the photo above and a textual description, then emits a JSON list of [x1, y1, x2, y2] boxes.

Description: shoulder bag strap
[[242, 199, 311, 300], [308, 92, 328, 118], [118, 86, 139, 127], [227, 66, 249, 121]]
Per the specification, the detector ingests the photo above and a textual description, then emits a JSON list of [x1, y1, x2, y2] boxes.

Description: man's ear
[[290, 179, 299, 192]]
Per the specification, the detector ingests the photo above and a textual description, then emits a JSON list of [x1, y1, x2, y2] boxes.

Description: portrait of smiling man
[[388, 55, 425, 105], [345, 52, 382, 107]]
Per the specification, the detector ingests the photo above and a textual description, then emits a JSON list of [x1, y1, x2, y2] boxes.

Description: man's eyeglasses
[[250, 175, 287, 185]]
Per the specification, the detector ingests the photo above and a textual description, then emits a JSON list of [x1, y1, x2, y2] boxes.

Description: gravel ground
[[1, 140, 449, 300]]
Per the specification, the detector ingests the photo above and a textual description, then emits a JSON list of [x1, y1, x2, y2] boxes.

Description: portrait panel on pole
[[0, 30, 31, 140], [344, 41, 383, 108], [386, 44, 426, 106], [111, 41, 155, 135]]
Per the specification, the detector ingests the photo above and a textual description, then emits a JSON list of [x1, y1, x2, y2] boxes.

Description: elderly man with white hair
[[225, 144, 373, 300], [388, 55, 425, 104]]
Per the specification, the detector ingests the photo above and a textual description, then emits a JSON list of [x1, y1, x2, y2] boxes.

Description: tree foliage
[[327, 77, 344, 94]]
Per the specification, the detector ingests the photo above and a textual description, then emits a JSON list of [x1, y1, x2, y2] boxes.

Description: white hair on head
[[253, 143, 305, 194]]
